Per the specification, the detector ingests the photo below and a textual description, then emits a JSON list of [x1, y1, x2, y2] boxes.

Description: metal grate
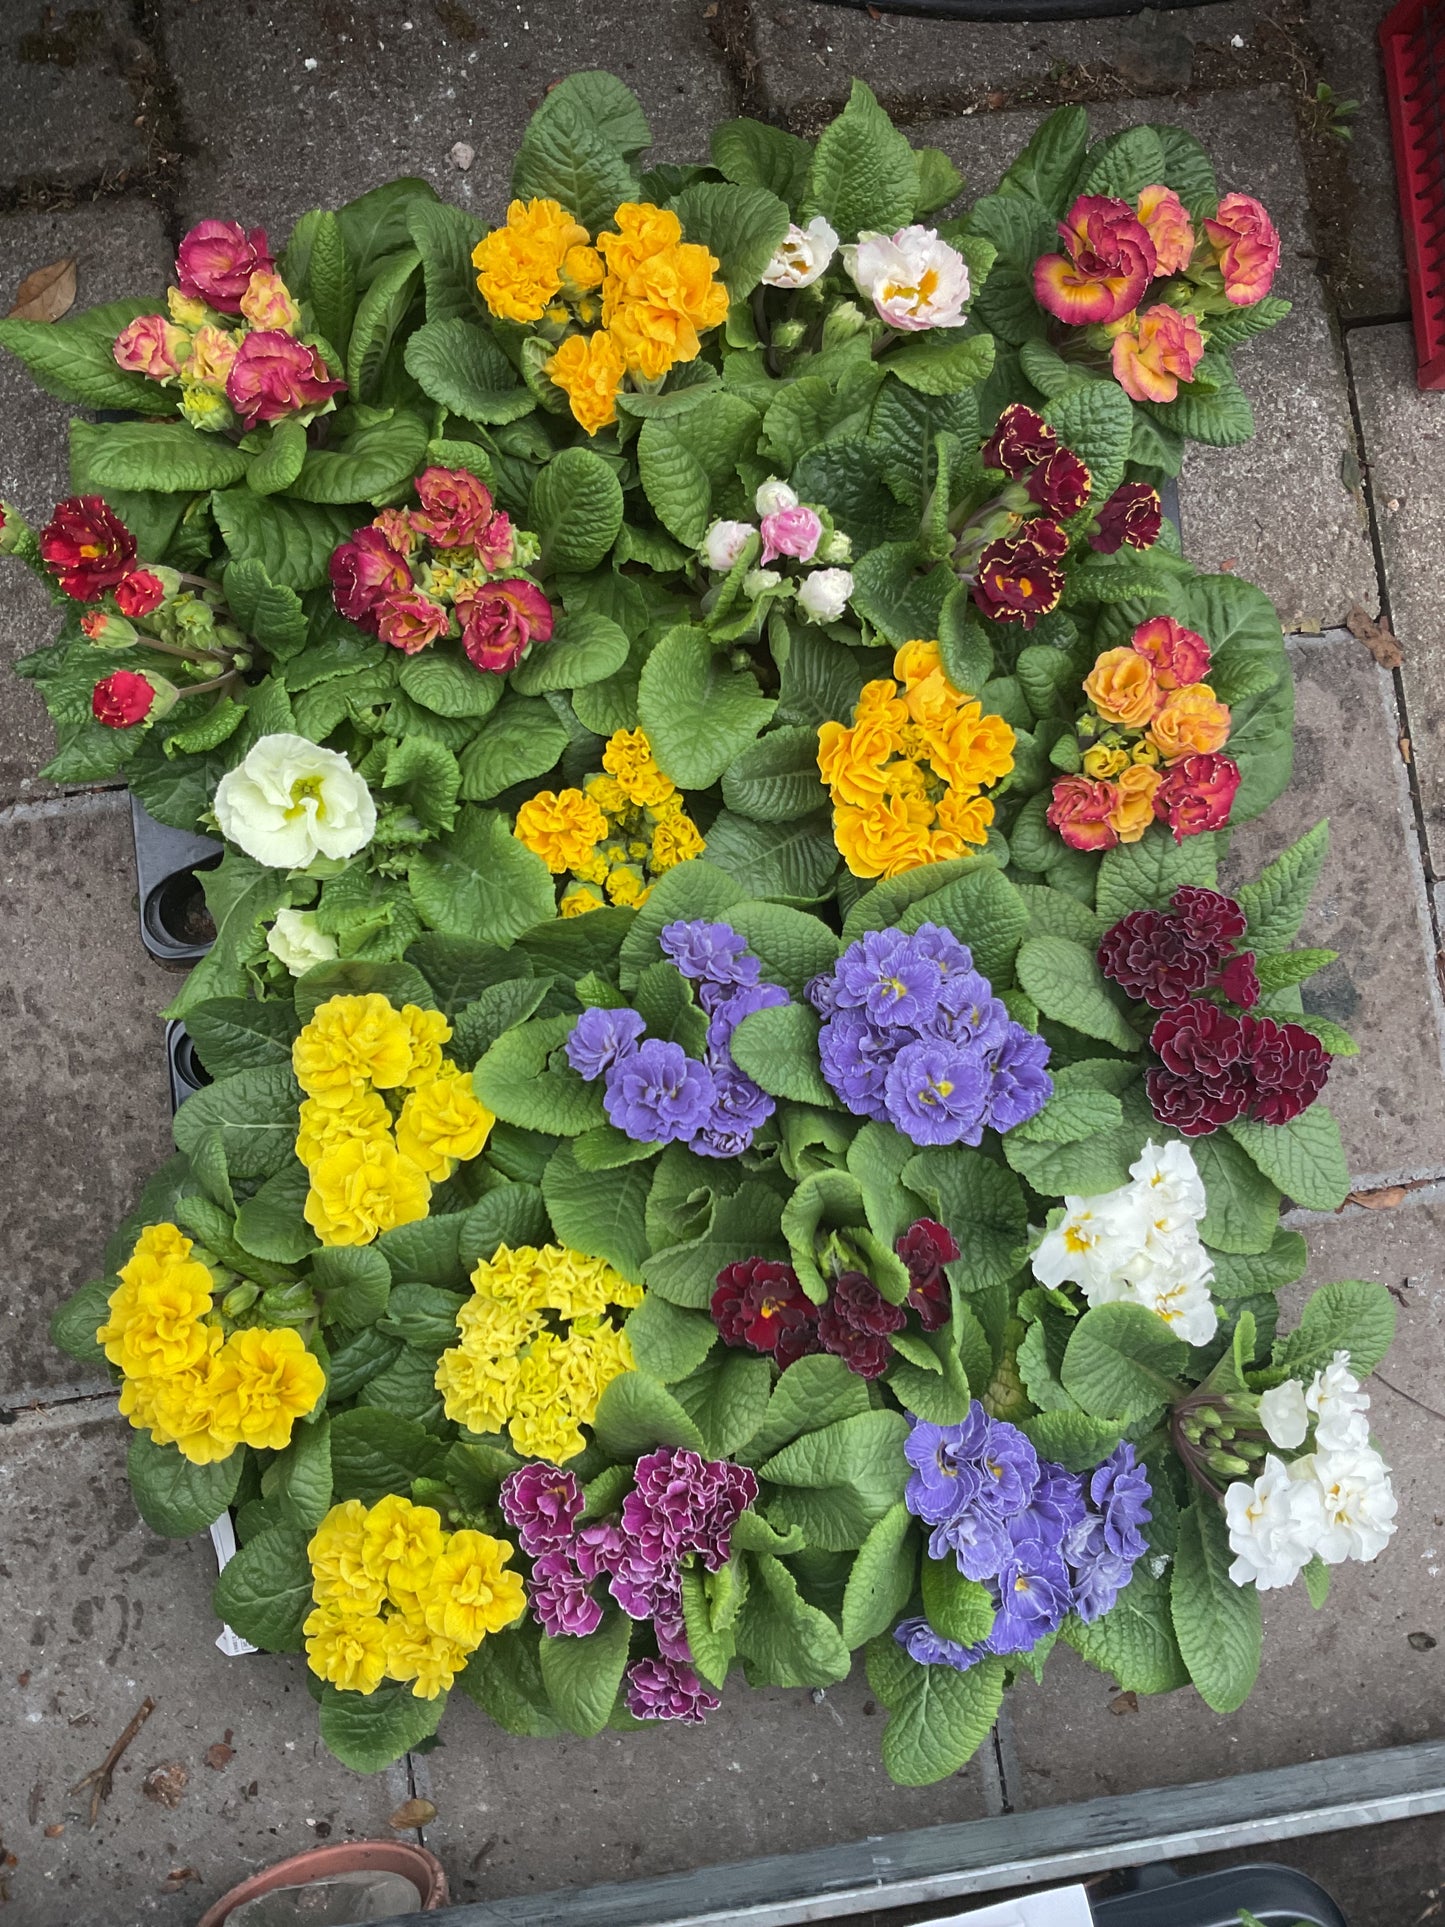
[[1382, 0, 1445, 388]]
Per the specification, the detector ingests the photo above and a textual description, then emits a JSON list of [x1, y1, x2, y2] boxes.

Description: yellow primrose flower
[[434, 1340, 523, 1436], [303, 1135, 431, 1246], [293, 994, 416, 1102], [602, 727, 675, 808], [561, 881, 607, 917], [360, 1494, 447, 1600], [544, 328, 627, 436], [383, 1614, 470, 1699], [295, 1086, 392, 1168], [395, 1073, 495, 1184], [473, 197, 592, 324], [514, 787, 609, 873], [583, 771, 630, 816], [99, 1272, 215, 1379], [422, 1530, 525, 1647], [308, 1500, 387, 1617], [210, 1326, 326, 1453], [1082, 743, 1132, 780], [398, 1005, 453, 1089], [304, 1604, 389, 1695], [167, 285, 209, 328]]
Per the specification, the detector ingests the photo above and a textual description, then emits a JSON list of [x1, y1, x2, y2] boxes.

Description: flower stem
[[135, 632, 232, 666], [175, 669, 242, 701]]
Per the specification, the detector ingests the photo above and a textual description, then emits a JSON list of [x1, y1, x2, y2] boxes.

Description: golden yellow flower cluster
[[512, 727, 704, 918], [293, 995, 495, 1247], [303, 1495, 524, 1701], [817, 640, 1017, 880], [98, 1223, 324, 1465], [471, 198, 729, 435], [434, 1242, 641, 1462]]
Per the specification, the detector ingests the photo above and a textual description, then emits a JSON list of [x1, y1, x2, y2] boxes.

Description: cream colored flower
[[214, 733, 376, 868]]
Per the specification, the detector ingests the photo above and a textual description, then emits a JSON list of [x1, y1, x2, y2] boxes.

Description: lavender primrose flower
[[603, 1038, 716, 1144], [660, 919, 761, 988], [987, 1515, 1075, 1653], [1089, 1442, 1153, 1561], [932, 972, 1011, 1052], [984, 1024, 1055, 1133], [499, 1464, 585, 1555], [625, 1655, 721, 1726], [833, 927, 941, 1028], [706, 981, 789, 1054], [894, 1614, 987, 1671], [928, 1507, 1013, 1582], [818, 1006, 894, 1123], [884, 1040, 991, 1147], [565, 1005, 647, 1081]]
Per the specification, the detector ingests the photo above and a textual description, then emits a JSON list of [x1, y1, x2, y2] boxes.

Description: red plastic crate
[[1382, 0, 1445, 388]]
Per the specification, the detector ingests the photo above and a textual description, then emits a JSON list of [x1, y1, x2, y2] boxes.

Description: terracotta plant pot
[[195, 1840, 449, 1927]]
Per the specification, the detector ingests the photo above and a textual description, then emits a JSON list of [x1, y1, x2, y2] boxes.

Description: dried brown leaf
[[161, 1867, 200, 1893], [1346, 604, 1404, 669], [388, 1797, 437, 1830], [142, 1762, 189, 1809], [7, 257, 77, 322], [1347, 1185, 1407, 1210], [1109, 1690, 1138, 1715], [43, 1825, 64, 1839], [204, 1741, 235, 1772]]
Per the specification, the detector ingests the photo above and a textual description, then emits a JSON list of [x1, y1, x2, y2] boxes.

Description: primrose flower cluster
[[965, 404, 1164, 629], [98, 1224, 324, 1465], [330, 466, 552, 675], [759, 210, 975, 334], [113, 218, 344, 432], [1220, 1352, 1397, 1591], [304, 1496, 525, 1701], [1097, 888, 1331, 1136], [474, 197, 729, 434], [1034, 187, 1280, 401], [292, 993, 494, 1245], [712, 1217, 957, 1381], [808, 924, 1052, 1146], [501, 1451, 757, 1725], [897, 1410, 1152, 1673], [1048, 616, 1239, 850], [566, 920, 787, 1157], [433, 1243, 639, 1462], [817, 640, 1017, 878], [699, 476, 855, 626], [513, 727, 705, 916], [1032, 1140, 1219, 1347]]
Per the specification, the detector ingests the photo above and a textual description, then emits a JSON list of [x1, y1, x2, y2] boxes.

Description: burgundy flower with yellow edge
[[982, 402, 1057, 478], [330, 526, 414, 633], [1203, 193, 1281, 307], [40, 495, 136, 601], [226, 330, 344, 429], [1131, 615, 1211, 691], [1090, 482, 1161, 554], [1026, 446, 1092, 519], [1047, 774, 1120, 853], [972, 520, 1067, 628], [459, 578, 554, 674], [1153, 751, 1241, 842], [1034, 195, 1158, 326], [1110, 304, 1205, 404]]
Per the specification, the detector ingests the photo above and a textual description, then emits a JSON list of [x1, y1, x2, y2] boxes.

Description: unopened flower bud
[[180, 381, 236, 433], [771, 317, 807, 351], [821, 299, 867, 348], [797, 566, 853, 624], [743, 567, 784, 600], [80, 609, 138, 649], [817, 528, 852, 565], [0, 501, 30, 555], [1205, 1449, 1252, 1479], [754, 477, 798, 517], [259, 1281, 316, 1327], [222, 1282, 260, 1318]]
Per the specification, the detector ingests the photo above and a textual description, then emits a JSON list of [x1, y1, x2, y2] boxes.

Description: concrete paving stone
[[0, 1401, 411, 1927], [415, 1666, 994, 1907], [1348, 321, 1445, 880], [0, 196, 176, 803], [911, 88, 1378, 628], [749, 2, 1263, 126], [1004, 1186, 1445, 1811], [0, 1, 150, 189], [160, 0, 736, 246], [1219, 631, 1445, 1190], [1311, 0, 1409, 323], [0, 792, 176, 1408]]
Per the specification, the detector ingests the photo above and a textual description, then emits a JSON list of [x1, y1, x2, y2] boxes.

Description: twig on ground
[[69, 1697, 155, 1828]]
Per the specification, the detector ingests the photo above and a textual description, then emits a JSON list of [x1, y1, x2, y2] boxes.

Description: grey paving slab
[[750, 2, 1262, 126], [1348, 322, 1445, 882], [1220, 631, 1445, 1190], [0, 1401, 411, 1927], [0, 792, 176, 1408], [415, 1668, 995, 1908], [0, 197, 176, 803], [1313, 0, 1408, 323], [0, 1, 149, 189], [1004, 1187, 1445, 1809], [160, 0, 735, 245], [912, 89, 1378, 629]]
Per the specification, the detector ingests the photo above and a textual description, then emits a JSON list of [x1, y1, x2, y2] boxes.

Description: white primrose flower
[[1303, 1445, 1398, 1564], [701, 518, 756, 572], [1124, 1243, 1218, 1347], [265, 906, 339, 977], [1305, 1350, 1373, 1453], [843, 225, 971, 332], [1225, 1453, 1326, 1592], [760, 215, 839, 290], [796, 567, 854, 624], [1031, 1194, 1140, 1298], [1258, 1378, 1309, 1451], [755, 477, 798, 516], [1130, 1139, 1207, 1224], [214, 732, 376, 870]]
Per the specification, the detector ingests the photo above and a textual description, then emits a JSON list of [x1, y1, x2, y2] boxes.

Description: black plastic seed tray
[[130, 793, 223, 968], [165, 1019, 212, 1113], [1093, 1860, 1347, 1926]]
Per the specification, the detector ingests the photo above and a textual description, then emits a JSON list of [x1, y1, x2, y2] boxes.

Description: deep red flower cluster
[[1092, 480, 1163, 554], [39, 496, 136, 602], [973, 517, 1068, 627], [711, 1218, 960, 1381], [1098, 886, 1258, 1011], [1099, 886, 1327, 1134]]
